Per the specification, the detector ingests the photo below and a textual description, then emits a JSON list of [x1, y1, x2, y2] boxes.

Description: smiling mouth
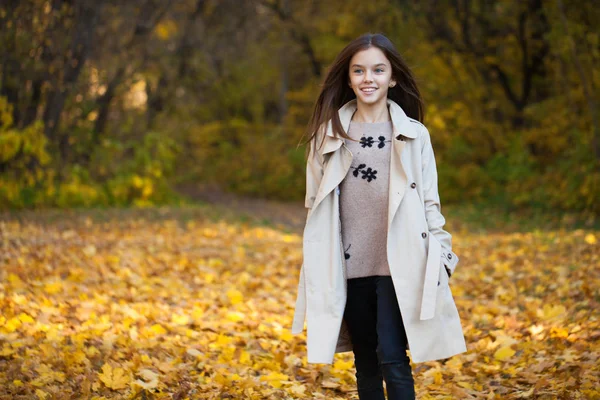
[[361, 88, 377, 93]]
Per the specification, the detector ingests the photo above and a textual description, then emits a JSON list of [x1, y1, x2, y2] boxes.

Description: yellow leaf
[[550, 327, 569, 338], [66, 349, 88, 365], [0, 344, 16, 356], [149, 324, 167, 335], [321, 379, 340, 389], [433, 370, 443, 385], [186, 348, 202, 358], [154, 20, 177, 40], [17, 313, 34, 324], [83, 245, 97, 257], [333, 359, 353, 371], [43, 281, 62, 294], [227, 289, 243, 305], [539, 304, 566, 321], [2, 317, 21, 332], [584, 233, 596, 244], [33, 364, 66, 385], [445, 357, 463, 370], [279, 330, 293, 342], [260, 372, 289, 389], [8, 273, 23, 287], [12, 294, 27, 305], [288, 383, 306, 396], [239, 351, 251, 364], [35, 389, 49, 399], [191, 306, 205, 321], [226, 311, 245, 322], [458, 381, 473, 389], [132, 175, 143, 188], [132, 369, 159, 390], [98, 363, 130, 390], [171, 314, 190, 325], [216, 333, 233, 346], [282, 234, 298, 243], [494, 346, 515, 361]]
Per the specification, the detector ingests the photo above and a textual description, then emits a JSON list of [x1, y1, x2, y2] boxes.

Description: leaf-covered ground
[[0, 206, 598, 399]]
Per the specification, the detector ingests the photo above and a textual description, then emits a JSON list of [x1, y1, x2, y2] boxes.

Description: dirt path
[[174, 183, 307, 233]]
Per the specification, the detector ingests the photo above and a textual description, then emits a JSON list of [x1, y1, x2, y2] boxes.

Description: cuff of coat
[[305, 195, 316, 209], [441, 250, 459, 277]]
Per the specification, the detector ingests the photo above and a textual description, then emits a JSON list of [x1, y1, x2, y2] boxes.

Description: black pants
[[343, 276, 416, 400]]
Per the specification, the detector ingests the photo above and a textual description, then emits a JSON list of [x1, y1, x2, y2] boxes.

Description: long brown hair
[[302, 32, 424, 154]]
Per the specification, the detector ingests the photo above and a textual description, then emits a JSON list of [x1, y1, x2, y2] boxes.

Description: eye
[[353, 69, 362, 74], [375, 68, 384, 73]]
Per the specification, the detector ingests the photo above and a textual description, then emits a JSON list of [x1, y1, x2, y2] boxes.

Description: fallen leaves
[[0, 209, 598, 399], [493, 345, 516, 361], [98, 364, 130, 391]]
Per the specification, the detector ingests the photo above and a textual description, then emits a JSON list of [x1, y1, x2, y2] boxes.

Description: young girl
[[291, 33, 467, 399]]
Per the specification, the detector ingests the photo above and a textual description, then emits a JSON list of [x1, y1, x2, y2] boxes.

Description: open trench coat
[[291, 98, 467, 364]]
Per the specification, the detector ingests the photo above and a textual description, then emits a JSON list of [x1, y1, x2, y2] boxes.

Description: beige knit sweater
[[339, 120, 393, 279]]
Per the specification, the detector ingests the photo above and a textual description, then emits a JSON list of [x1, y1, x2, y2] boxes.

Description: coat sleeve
[[305, 130, 325, 209], [292, 129, 326, 334], [420, 125, 460, 277]]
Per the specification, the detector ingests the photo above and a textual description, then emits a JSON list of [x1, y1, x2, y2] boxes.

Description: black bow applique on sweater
[[360, 135, 391, 149], [351, 163, 377, 182]]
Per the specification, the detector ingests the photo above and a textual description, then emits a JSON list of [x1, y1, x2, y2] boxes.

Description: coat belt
[[419, 233, 442, 320]]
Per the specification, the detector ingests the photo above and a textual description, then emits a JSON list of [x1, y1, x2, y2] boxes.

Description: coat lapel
[[312, 98, 418, 215], [311, 102, 355, 211], [387, 100, 418, 230]]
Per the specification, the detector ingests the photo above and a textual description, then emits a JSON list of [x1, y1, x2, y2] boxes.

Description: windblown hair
[[302, 32, 424, 155]]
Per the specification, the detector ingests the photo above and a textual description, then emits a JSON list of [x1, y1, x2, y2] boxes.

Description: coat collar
[[321, 98, 418, 155]]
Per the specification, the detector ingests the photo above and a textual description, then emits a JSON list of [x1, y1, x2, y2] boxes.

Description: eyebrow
[[351, 63, 387, 68]]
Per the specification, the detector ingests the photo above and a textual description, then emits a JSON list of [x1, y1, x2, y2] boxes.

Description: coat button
[[448, 254, 452, 259], [421, 232, 427, 238], [437, 280, 440, 286], [411, 182, 416, 189]]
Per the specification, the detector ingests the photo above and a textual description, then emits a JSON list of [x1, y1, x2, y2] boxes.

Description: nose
[[363, 70, 373, 83]]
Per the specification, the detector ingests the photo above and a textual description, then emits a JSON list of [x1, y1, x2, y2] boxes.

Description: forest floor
[[0, 189, 598, 399]]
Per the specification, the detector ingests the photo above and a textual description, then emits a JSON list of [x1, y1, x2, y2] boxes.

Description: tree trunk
[[556, 0, 600, 161], [43, 2, 101, 144]]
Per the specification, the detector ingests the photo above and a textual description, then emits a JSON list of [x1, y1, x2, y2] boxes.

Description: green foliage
[[0, 95, 181, 208], [103, 131, 181, 207], [186, 119, 305, 201], [0, 97, 51, 208], [1, 0, 598, 215]]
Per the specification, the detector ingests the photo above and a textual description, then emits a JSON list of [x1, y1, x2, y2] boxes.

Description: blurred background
[[1, 3, 599, 398], [1, 0, 598, 216]]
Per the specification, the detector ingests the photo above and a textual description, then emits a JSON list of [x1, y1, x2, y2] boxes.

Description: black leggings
[[343, 276, 416, 400]]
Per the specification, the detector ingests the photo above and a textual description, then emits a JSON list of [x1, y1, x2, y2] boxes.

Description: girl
[[291, 33, 467, 399]]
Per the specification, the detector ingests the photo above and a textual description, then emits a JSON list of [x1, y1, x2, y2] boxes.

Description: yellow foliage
[[0, 207, 597, 398], [227, 288, 243, 305], [493, 346, 516, 361], [154, 20, 178, 40], [98, 364, 130, 390]]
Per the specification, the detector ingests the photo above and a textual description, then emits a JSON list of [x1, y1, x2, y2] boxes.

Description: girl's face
[[348, 46, 396, 108]]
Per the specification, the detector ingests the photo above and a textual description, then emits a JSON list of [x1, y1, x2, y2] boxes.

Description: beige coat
[[291, 98, 467, 364]]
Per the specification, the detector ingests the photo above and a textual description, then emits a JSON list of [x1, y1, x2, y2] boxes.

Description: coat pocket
[[438, 259, 450, 287], [436, 259, 458, 320]]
